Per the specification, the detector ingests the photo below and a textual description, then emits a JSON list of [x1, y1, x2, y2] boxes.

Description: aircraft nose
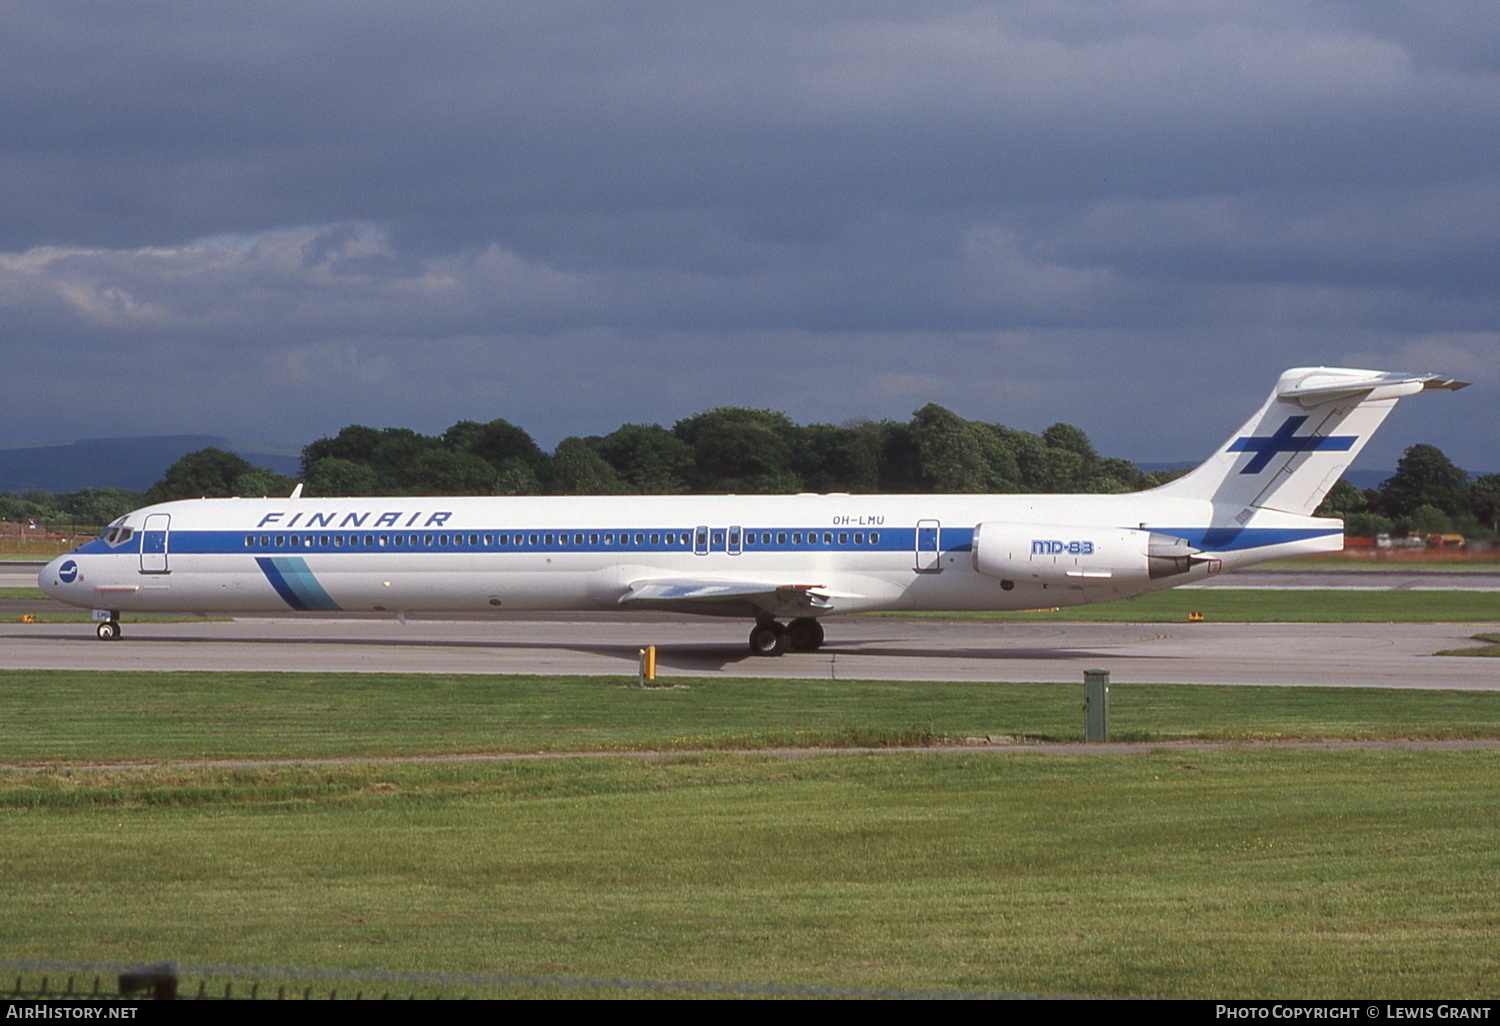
[[38, 555, 81, 597]]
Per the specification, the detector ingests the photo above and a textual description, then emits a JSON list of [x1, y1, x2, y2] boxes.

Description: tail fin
[[1152, 367, 1467, 516]]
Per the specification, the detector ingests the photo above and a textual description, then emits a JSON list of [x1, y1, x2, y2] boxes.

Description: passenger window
[[424, 535, 434, 546], [334, 536, 343, 547], [275, 535, 285, 547], [635, 533, 644, 545], [394, 535, 404, 547], [792, 533, 802, 544], [529, 534, 538, 546], [290, 535, 300, 547], [777, 532, 786, 544], [650, 533, 660, 544], [854, 533, 863, 544], [544, 533, 553, 545], [320, 535, 329, 547], [870, 532, 879, 544], [245, 535, 254, 547], [378, 535, 388, 547], [574, 533, 583, 545], [483, 534, 492, 546], [838, 532, 847, 544], [680, 532, 690, 545], [365, 535, 374, 546]]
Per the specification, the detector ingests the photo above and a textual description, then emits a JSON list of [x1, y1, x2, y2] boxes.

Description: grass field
[[4, 670, 1500, 763], [0, 540, 75, 558], [4, 669, 1500, 996], [2, 750, 1497, 997], [1440, 633, 1500, 657]]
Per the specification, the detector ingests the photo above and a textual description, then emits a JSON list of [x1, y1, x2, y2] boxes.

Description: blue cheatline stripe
[[1155, 526, 1340, 552], [255, 557, 342, 611]]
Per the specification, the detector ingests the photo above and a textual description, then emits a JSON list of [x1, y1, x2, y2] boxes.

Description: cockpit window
[[98, 520, 134, 547]]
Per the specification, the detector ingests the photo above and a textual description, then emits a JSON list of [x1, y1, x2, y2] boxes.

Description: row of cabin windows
[[242, 530, 882, 549], [746, 531, 877, 546], [245, 531, 688, 549]]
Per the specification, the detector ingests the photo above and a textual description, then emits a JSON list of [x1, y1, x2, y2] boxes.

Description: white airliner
[[40, 367, 1466, 653]]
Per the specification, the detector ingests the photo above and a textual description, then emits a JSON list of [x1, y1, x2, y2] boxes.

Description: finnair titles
[[41, 367, 1467, 655]]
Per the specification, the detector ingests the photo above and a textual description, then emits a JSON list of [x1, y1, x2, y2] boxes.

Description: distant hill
[[0, 436, 301, 494]]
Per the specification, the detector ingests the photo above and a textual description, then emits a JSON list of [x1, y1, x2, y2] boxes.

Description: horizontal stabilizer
[[1277, 369, 1469, 406]]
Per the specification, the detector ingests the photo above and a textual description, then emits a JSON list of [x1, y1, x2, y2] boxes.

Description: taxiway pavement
[[1, 615, 1496, 689]]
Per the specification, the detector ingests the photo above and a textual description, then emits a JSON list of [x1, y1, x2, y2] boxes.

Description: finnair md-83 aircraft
[[41, 367, 1465, 654]]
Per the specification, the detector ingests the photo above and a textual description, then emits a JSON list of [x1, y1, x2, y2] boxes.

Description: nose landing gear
[[747, 617, 825, 656], [94, 610, 122, 641]]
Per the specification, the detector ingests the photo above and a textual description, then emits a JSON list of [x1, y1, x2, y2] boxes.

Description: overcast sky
[[1, 1, 1494, 472]]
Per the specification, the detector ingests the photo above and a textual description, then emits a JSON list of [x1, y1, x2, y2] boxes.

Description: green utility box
[[1084, 668, 1109, 742]]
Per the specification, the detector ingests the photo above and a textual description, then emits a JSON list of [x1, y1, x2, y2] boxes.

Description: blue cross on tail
[[1227, 416, 1357, 474]]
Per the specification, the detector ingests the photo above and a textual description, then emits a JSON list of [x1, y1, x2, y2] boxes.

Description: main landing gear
[[747, 617, 825, 657], [96, 619, 122, 641]]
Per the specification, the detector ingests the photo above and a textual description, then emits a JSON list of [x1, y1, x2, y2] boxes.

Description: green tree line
[[1314, 444, 1500, 540], [252, 406, 1163, 499], [5, 410, 1495, 540]]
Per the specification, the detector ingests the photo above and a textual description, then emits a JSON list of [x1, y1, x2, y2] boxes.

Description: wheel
[[748, 622, 788, 656], [96, 621, 121, 641], [787, 618, 825, 652]]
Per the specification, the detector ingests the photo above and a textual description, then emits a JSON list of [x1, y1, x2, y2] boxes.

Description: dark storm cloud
[[0, 1, 1495, 470]]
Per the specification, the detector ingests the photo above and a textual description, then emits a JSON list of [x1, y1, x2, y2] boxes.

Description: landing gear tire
[[787, 618, 825, 652], [96, 621, 121, 641], [748, 622, 789, 656]]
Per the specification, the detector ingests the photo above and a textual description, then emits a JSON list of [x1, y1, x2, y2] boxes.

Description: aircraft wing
[[618, 577, 849, 617]]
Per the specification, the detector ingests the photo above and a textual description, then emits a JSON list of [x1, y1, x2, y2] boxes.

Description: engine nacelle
[[971, 522, 1198, 583]]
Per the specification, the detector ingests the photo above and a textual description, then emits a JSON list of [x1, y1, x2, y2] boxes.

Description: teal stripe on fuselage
[[256, 556, 341, 611]]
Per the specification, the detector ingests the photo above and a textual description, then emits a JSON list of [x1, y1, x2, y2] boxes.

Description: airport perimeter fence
[[1, 959, 1041, 1001]]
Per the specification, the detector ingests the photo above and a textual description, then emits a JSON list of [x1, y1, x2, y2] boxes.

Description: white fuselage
[[39, 490, 1340, 619]]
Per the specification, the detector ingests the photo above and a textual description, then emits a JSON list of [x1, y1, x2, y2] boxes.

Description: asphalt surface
[[1, 614, 1496, 689], [4, 562, 1498, 688]]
